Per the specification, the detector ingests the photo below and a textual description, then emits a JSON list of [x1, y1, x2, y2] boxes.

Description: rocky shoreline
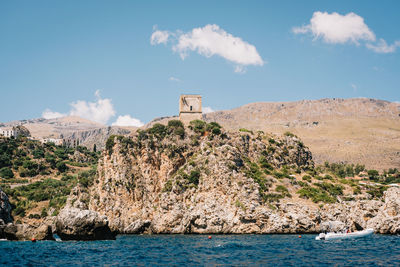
[[1, 123, 399, 240]]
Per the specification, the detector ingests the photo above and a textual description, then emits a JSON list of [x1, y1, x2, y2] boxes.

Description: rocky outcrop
[[56, 208, 115, 241], [366, 187, 400, 234], [55, 185, 116, 240], [85, 125, 400, 235], [0, 188, 12, 225], [88, 126, 317, 234], [3, 223, 54, 241]]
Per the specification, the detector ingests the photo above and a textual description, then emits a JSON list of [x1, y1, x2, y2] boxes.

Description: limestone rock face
[[56, 207, 115, 241], [366, 187, 400, 234], [0, 188, 12, 225], [89, 128, 317, 234], [86, 127, 400, 235], [3, 223, 54, 241]]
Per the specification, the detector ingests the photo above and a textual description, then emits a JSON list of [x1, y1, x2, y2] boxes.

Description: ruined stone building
[[179, 94, 202, 124]]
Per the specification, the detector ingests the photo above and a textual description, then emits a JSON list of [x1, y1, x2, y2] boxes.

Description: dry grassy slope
[[204, 98, 400, 170]]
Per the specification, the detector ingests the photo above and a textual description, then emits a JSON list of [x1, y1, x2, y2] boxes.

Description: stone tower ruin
[[179, 94, 202, 124]]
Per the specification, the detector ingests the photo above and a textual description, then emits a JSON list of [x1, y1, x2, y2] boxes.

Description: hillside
[[204, 98, 400, 170], [1, 116, 134, 151], [0, 136, 99, 225]]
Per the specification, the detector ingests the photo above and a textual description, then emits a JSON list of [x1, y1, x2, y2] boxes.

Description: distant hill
[[0, 116, 134, 151], [204, 98, 400, 170]]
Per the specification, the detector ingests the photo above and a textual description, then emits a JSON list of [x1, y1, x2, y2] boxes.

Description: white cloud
[[69, 90, 115, 124], [203, 106, 215, 114], [151, 24, 264, 72], [150, 30, 170, 45], [293, 11, 375, 44], [366, 39, 400, 53], [42, 109, 66, 119], [112, 115, 144, 127], [169, 76, 181, 82], [42, 91, 119, 125], [293, 11, 400, 54]]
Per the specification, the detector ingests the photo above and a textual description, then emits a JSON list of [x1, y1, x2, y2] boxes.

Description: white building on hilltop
[[0, 127, 19, 138]]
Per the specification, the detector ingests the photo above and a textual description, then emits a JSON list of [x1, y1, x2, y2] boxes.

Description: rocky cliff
[[83, 121, 400, 234], [0, 187, 12, 225]]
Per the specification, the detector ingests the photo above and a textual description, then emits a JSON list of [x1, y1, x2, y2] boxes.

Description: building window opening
[[190, 106, 193, 111]]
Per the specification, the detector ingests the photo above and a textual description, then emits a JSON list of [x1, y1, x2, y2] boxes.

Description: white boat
[[315, 228, 374, 240]]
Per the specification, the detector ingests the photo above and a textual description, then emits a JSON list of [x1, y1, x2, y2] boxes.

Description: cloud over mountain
[[42, 90, 142, 126], [112, 115, 144, 127], [151, 24, 264, 72]]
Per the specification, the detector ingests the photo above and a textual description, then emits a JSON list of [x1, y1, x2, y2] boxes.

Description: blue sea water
[[1, 234, 399, 266]]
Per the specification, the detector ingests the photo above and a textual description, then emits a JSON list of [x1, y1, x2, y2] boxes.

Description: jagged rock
[[320, 221, 346, 232], [123, 219, 151, 234], [0, 188, 12, 225], [367, 187, 400, 234], [4, 223, 54, 241], [56, 208, 115, 241]]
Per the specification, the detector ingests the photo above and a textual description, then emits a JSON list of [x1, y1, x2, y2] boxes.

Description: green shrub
[[211, 127, 221, 135], [163, 179, 173, 192], [239, 128, 253, 134], [106, 135, 117, 155], [168, 120, 184, 128], [28, 213, 41, 219], [353, 186, 362, 195], [207, 122, 221, 130], [188, 169, 200, 185], [41, 208, 48, 218], [297, 181, 308, 187], [259, 157, 273, 170], [267, 146, 275, 153], [366, 185, 387, 199], [45, 153, 57, 168], [273, 171, 290, 179], [284, 131, 295, 137], [32, 148, 45, 159], [168, 120, 185, 138], [56, 161, 68, 173], [314, 182, 343, 196], [275, 185, 291, 197], [148, 123, 167, 139], [0, 167, 14, 178], [78, 169, 96, 188], [54, 148, 69, 160], [297, 186, 336, 203], [368, 170, 380, 181], [264, 193, 284, 202], [189, 120, 207, 134], [302, 175, 312, 182]]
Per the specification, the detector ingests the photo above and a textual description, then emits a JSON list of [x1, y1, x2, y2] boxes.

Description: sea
[[1, 234, 399, 266]]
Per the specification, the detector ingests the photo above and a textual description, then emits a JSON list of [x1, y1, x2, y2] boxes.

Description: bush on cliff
[[0, 167, 14, 178], [148, 123, 167, 139], [189, 120, 207, 134], [297, 186, 336, 203], [106, 135, 116, 155], [168, 120, 185, 138]]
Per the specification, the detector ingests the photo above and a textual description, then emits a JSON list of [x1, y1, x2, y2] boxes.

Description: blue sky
[[0, 0, 399, 125]]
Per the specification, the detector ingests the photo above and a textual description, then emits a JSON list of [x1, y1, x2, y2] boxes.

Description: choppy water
[[1, 234, 399, 266]]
